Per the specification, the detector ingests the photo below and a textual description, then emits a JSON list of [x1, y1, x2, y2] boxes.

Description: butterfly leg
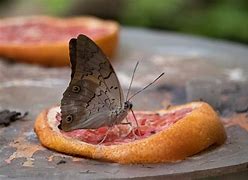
[[119, 119, 136, 140], [122, 117, 141, 140], [97, 127, 112, 145], [120, 119, 132, 126]]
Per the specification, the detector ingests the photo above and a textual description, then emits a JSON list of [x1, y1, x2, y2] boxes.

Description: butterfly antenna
[[128, 72, 165, 101], [125, 61, 139, 101]]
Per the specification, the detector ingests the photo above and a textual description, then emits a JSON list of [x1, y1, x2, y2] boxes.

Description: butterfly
[[59, 35, 133, 131], [59, 34, 164, 132]]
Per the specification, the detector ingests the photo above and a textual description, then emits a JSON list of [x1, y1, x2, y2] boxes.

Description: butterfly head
[[124, 101, 133, 110]]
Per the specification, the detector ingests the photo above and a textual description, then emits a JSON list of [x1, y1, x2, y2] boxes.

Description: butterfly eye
[[65, 115, 73, 123], [72, 85, 81, 93]]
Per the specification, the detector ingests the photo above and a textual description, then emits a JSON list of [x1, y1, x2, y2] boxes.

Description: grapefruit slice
[[0, 16, 119, 66], [34, 102, 226, 164]]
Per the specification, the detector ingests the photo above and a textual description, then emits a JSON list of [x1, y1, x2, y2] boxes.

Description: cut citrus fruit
[[34, 102, 226, 164], [0, 16, 119, 66]]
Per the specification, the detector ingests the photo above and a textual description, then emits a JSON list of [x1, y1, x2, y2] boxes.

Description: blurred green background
[[0, 0, 248, 44]]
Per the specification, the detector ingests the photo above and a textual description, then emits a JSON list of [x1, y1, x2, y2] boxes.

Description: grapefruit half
[[0, 16, 119, 66], [34, 102, 226, 164]]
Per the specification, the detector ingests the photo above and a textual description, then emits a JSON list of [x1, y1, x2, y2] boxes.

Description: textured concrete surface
[[0, 27, 248, 179]]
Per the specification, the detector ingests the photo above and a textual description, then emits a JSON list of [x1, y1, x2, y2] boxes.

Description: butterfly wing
[[69, 38, 77, 80], [60, 35, 124, 131]]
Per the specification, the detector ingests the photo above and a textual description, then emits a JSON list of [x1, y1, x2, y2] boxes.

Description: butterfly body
[[59, 35, 130, 132], [109, 101, 133, 125]]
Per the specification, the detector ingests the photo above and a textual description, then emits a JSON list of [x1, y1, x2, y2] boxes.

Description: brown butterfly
[[59, 34, 163, 132]]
